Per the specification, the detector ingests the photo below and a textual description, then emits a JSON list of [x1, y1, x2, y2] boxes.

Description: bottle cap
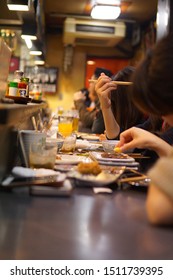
[[21, 77, 29, 83], [9, 81, 18, 87], [18, 82, 27, 89]]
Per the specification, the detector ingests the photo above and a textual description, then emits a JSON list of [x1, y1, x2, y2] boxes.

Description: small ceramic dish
[[101, 140, 119, 153]]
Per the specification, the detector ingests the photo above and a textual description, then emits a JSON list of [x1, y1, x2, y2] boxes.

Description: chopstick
[[88, 79, 133, 86], [118, 175, 148, 183], [31, 116, 38, 131]]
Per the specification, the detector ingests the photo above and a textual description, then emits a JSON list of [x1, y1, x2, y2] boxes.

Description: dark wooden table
[[0, 185, 172, 260]]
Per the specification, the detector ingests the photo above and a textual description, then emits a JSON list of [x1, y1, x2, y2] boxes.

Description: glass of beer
[[72, 110, 79, 133]]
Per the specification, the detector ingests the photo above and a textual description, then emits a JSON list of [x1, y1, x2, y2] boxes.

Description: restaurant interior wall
[[44, 33, 140, 112], [1, 28, 153, 113], [42, 19, 155, 112]]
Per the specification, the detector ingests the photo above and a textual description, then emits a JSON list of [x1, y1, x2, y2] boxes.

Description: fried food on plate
[[77, 161, 102, 175]]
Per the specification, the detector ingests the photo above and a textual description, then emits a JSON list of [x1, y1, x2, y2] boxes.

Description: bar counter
[[0, 186, 172, 260], [0, 102, 47, 129]]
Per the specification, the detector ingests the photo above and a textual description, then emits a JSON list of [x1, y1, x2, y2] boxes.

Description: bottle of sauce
[[18, 82, 27, 97], [9, 81, 18, 96], [21, 77, 30, 97]]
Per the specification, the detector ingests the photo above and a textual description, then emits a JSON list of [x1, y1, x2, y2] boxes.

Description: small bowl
[[101, 140, 119, 153]]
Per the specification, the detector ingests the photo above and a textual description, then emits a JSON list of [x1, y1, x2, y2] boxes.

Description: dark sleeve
[[159, 127, 173, 145], [135, 118, 152, 130], [74, 100, 95, 128], [91, 110, 105, 134], [135, 127, 173, 173]]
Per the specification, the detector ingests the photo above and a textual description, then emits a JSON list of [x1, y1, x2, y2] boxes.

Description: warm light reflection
[[91, 5, 121, 20], [87, 60, 95, 65]]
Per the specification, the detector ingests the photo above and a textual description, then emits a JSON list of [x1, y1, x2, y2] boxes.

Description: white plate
[[55, 154, 91, 165], [90, 151, 135, 163], [76, 139, 90, 149], [68, 171, 123, 187], [98, 160, 139, 168]]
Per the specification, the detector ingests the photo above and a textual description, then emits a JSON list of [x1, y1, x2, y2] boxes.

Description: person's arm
[[74, 99, 95, 128], [117, 127, 173, 157], [95, 73, 120, 139], [146, 155, 173, 226], [146, 183, 173, 225]]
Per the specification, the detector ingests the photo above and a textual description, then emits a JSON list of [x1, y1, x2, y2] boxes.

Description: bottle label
[[18, 89, 27, 97]]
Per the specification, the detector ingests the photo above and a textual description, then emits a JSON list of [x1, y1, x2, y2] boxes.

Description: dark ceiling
[[0, 0, 158, 59], [0, 0, 158, 33]]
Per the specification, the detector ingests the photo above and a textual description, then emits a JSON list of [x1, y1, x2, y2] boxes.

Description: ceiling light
[[29, 40, 43, 56], [7, 0, 31, 11], [23, 37, 32, 49], [21, 23, 37, 40], [87, 60, 96, 65], [34, 59, 45, 65], [91, 4, 121, 20], [21, 34, 37, 40], [30, 50, 42, 56]]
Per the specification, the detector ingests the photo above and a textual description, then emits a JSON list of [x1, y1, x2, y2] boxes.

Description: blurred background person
[[73, 67, 113, 133]]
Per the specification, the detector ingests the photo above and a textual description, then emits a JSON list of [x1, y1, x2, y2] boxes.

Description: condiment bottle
[[32, 84, 42, 100], [18, 82, 27, 97], [21, 77, 30, 97], [9, 81, 18, 96]]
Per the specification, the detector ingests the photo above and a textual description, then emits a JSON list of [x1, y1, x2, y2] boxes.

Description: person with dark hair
[[74, 67, 113, 133], [95, 65, 173, 172], [116, 34, 173, 225], [95, 66, 145, 139], [73, 87, 91, 107]]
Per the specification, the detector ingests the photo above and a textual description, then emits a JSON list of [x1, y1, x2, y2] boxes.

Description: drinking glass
[[58, 116, 73, 137], [72, 110, 79, 132], [61, 134, 76, 153], [29, 139, 57, 169]]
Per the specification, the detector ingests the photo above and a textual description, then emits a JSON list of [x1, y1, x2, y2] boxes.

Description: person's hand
[[73, 91, 86, 101], [95, 73, 117, 109], [117, 127, 173, 157], [117, 127, 155, 151]]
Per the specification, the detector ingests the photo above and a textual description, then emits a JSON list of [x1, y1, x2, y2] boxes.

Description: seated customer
[[95, 66, 145, 139], [74, 67, 113, 133], [116, 34, 173, 225], [73, 87, 91, 108], [95, 66, 173, 171]]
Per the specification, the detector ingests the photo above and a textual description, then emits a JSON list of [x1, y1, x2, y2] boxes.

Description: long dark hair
[[111, 66, 145, 130], [131, 33, 173, 116]]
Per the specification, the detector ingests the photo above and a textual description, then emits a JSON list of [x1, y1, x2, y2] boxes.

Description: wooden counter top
[[0, 187, 172, 260], [0, 102, 47, 130]]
